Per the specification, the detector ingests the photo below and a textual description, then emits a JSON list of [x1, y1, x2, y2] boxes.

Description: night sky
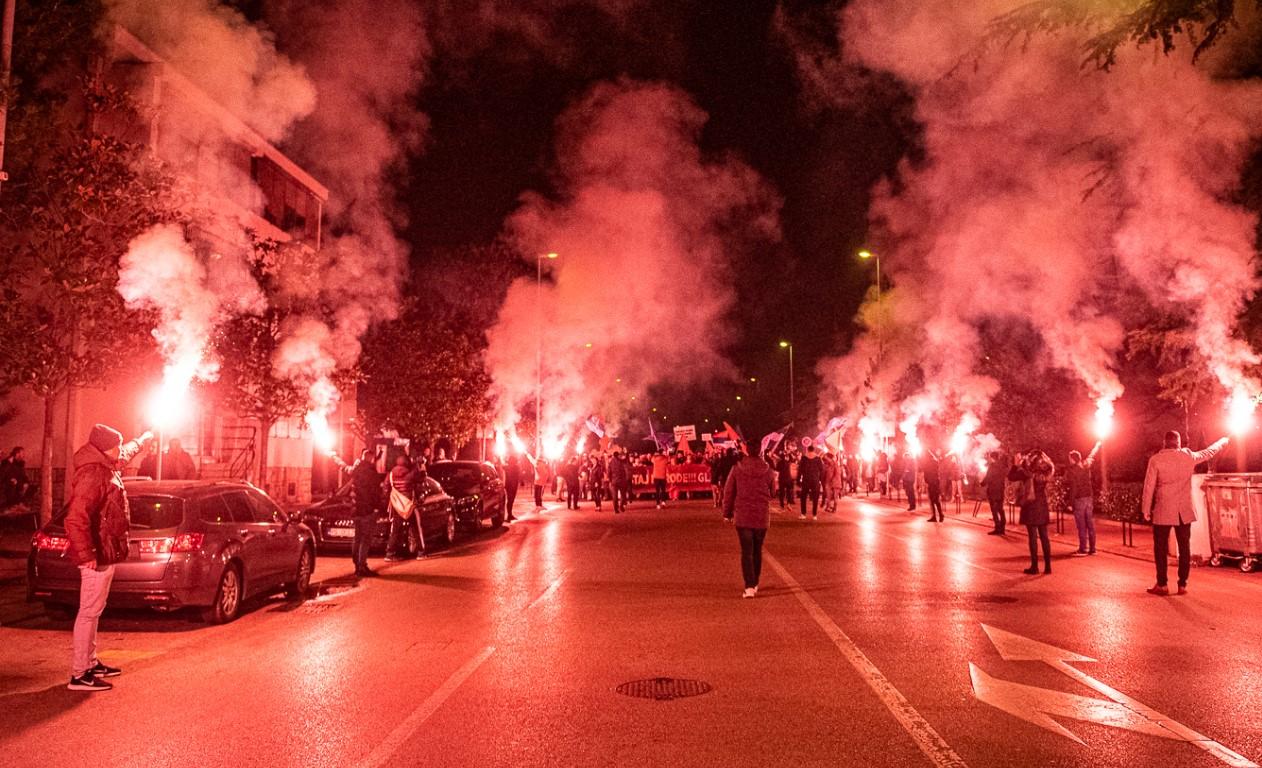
[[398, 0, 913, 435]]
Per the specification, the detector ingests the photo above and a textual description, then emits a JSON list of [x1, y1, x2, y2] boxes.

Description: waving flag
[[814, 417, 849, 451], [584, 415, 606, 438]]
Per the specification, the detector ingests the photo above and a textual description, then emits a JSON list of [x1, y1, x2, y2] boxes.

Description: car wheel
[[444, 509, 457, 546], [284, 547, 314, 600], [202, 563, 243, 624], [490, 494, 506, 528]]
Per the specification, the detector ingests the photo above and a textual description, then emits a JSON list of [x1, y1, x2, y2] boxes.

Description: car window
[[220, 492, 257, 524], [429, 464, 480, 486], [128, 496, 184, 530], [246, 489, 284, 524], [424, 477, 444, 497], [199, 495, 233, 524]]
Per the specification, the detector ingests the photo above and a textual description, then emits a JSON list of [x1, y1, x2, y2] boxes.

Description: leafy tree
[[987, 0, 1262, 69], [0, 5, 183, 521]]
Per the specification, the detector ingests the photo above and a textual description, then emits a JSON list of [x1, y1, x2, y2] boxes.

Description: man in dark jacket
[[981, 451, 1008, 535], [798, 446, 824, 520], [1, 446, 29, 508], [64, 424, 151, 691], [503, 454, 521, 523], [723, 443, 777, 598], [165, 438, 197, 480], [344, 449, 382, 577], [1066, 442, 1101, 555], [609, 451, 633, 513]]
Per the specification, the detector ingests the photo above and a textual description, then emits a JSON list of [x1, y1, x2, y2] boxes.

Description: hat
[[88, 424, 123, 453]]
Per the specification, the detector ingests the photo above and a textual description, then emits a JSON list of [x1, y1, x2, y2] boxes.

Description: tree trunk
[[39, 392, 55, 525], [257, 419, 272, 495]]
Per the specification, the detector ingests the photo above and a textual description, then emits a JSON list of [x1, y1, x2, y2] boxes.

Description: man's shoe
[[742, 588, 755, 599], [752, 585, 759, 595], [1023, 567, 1040, 575], [88, 660, 121, 678], [927, 516, 936, 522], [1176, 586, 1188, 595], [359, 568, 377, 577], [1043, 567, 1052, 574], [383, 555, 402, 562], [68, 673, 112, 692], [1088, 549, 1096, 555], [800, 514, 807, 520], [1072, 550, 1088, 557], [1146, 585, 1170, 596], [987, 529, 1002, 535]]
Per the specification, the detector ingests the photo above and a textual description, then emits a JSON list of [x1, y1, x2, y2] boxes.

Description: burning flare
[[1227, 389, 1257, 435], [1093, 399, 1115, 441]]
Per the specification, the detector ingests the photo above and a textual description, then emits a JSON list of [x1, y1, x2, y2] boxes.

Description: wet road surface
[[1, 494, 1260, 767]]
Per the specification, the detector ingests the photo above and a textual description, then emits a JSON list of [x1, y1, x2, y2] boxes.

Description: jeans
[[737, 527, 767, 589], [927, 482, 942, 520], [73, 564, 115, 677], [567, 484, 580, 509], [653, 479, 667, 505], [613, 484, 630, 512], [534, 484, 544, 508], [1153, 523, 1192, 587], [799, 483, 820, 517], [353, 515, 376, 572], [1071, 496, 1096, 552], [591, 483, 604, 509], [505, 479, 519, 518], [988, 496, 1006, 533], [904, 478, 917, 510], [1027, 524, 1051, 570]]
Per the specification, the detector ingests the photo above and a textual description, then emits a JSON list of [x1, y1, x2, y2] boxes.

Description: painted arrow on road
[[972, 624, 1257, 768]]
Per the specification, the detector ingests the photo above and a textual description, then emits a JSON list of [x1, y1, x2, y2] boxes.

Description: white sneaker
[[742, 588, 755, 599], [752, 586, 759, 596]]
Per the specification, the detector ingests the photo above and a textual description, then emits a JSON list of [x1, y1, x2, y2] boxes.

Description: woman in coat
[[722, 443, 777, 598], [1009, 450, 1055, 574]]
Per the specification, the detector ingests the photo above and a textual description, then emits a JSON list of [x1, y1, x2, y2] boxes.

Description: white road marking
[[976, 625, 1257, 767], [356, 645, 496, 768], [765, 552, 970, 768], [526, 569, 570, 611]]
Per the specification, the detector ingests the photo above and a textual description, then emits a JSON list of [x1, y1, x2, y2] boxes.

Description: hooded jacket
[[722, 455, 776, 529], [64, 441, 140, 566]]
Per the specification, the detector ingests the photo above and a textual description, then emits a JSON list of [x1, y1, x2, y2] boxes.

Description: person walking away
[[876, 451, 890, 497], [384, 455, 422, 560], [165, 438, 197, 480], [981, 451, 1007, 535], [924, 450, 944, 522], [610, 451, 632, 513], [776, 452, 793, 508], [1066, 442, 1102, 555], [901, 452, 918, 511], [0, 446, 30, 508], [589, 454, 607, 511], [798, 446, 824, 520], [1010, 450, 1055, 574], [503, 454, 521, 522], [563, 457, 582, 510], [342, 449, 382, 577], [651, 450, 670, 509], [64, 424, 152, 691], [1141, 431, 1228, 596], [722, 442, 776, 598]]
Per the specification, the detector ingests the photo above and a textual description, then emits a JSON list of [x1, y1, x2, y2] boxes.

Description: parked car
[[28, 480, 315, 624], [428, 460, 507, 531], [300, 475, 456, 556]]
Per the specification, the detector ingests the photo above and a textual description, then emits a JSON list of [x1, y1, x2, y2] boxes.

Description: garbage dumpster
[[1200, 474, 1262, 572]]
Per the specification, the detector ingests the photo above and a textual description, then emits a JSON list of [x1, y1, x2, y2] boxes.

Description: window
[[424, 478, 445, 497], [129, 497, 184, 530], [246, 489, 284, 524], [198, 496, 233, 524], [219, 492, 257, 524]]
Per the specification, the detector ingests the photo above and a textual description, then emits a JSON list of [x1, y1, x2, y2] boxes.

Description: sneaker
[[752, 585, 759, 596], [1023, 567, 1040, 575], [1146, 585, 1170, 596], [358, 568, 377, 577], [812, 515, 817, 521], [926, 516, 936, 522], [1072, 550, 1088, 557], [800, 514, 807, 520], [88, 660, 121, 678], [383, 555, 402, 562], [742, 588, 755, 599], [68, 673, 112, 692], [987, 529, 1002, 536], [1088, 549, 1096, 555], [1176, 586, 1188, 596]]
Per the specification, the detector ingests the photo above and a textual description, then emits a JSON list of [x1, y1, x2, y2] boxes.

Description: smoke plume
[[485, 79, 780, 446], [802, 1, 1262, 443]]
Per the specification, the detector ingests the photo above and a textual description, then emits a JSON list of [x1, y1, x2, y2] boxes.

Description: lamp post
[[536, 252, 558, 459], [779, 340, 794, 415]]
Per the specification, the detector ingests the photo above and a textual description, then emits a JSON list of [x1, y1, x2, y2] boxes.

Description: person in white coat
[[1140, 430, 1228, 596]]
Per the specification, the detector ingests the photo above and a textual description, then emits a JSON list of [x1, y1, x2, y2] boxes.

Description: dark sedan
[[300, 476, 456, 557], [28, 480, 315, 624], [428, 461, 507, 531]]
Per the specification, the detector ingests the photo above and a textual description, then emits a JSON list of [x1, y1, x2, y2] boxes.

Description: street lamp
[[779, 340, 794, 415], [536, 252, 558, 458]]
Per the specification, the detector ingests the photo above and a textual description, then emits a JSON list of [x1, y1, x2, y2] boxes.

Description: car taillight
[[135, 534, 204, 555], [34, 532, 70, 552], [172, 533, 203, 552]]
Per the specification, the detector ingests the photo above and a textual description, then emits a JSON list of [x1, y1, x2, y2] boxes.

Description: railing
[[221, 423, 257, 482]]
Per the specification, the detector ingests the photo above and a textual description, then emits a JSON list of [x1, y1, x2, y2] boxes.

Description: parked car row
[[26, 460, 508, 624]]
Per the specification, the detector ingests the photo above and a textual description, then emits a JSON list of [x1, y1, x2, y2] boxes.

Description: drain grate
[[616, 677, 713, 701]]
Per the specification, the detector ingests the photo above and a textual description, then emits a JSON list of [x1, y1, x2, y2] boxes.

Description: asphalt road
[[1, 494, 1260, 768]]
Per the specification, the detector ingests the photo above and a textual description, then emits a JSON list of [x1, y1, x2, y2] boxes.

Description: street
[[1, 494, 1259, 768]]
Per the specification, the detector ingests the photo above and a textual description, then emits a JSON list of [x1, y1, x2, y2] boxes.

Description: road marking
[[526, 569, 569, 611], [765, 552, 970, 768], [356, 645, 495, 768], [974, 625, 1257, 767]]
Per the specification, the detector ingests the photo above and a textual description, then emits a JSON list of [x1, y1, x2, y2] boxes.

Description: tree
[[210, 238, 310, 489], [358, 297, 494, 448], [987, 0, 1262, 69], [0, 5, 184, 521]]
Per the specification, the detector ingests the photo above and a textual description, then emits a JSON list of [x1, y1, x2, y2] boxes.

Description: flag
[[814, 417, 849, 449], [714, 421, 744, 442], [584, 415, 606, 438], [760, 431, 784, 456]]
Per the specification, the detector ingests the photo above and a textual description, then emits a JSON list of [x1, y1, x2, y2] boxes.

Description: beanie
[[88, 424, 123, 453]]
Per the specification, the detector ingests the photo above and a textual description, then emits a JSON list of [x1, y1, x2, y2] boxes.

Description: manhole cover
[[615, 677, 713, 701]]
